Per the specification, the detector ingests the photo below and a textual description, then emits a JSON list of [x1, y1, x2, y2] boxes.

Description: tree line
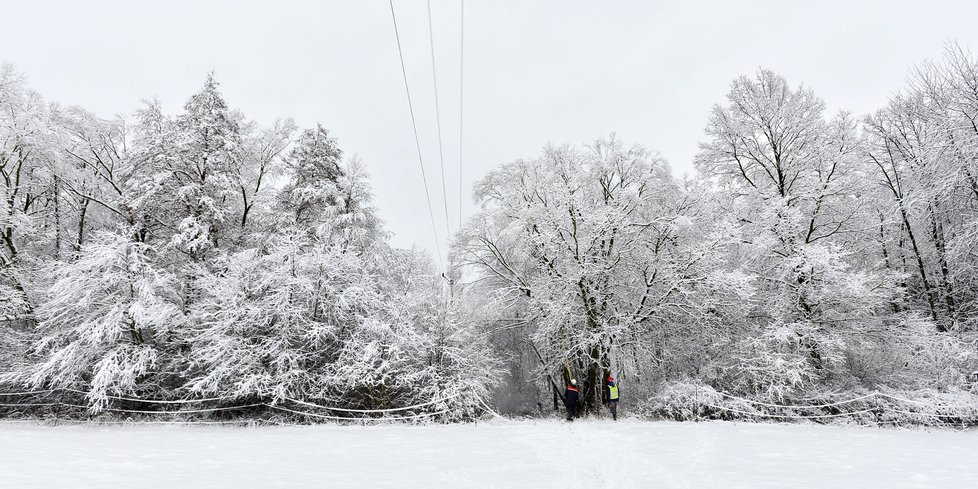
[[2, 44, 978, 422], [0, 69, 494, 418], [457, 44, 978, 417]]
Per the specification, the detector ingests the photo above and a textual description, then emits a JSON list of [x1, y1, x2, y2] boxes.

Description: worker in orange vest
[[564, 379, 580, 421]]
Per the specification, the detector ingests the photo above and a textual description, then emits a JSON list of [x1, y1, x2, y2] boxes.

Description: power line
[[389, 0, 444, 271], [427, 0, 452, 240], [459, 0, 465, 231]]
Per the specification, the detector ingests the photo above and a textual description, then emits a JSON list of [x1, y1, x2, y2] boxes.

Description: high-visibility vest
[[608, 385, 619, 400]]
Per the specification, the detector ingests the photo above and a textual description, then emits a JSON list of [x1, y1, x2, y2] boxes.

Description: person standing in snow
[[564, 379, 580, 421], [604, 375, 620, 421]]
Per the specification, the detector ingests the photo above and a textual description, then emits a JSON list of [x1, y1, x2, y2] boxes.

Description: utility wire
[[389, 0, 444, 271], [459, 0, 465, 231], [427, 0, 452, 240]]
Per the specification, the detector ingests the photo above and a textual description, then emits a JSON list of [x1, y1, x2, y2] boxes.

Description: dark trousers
[[607, 401, 618, 420], [565, 403, 577, 420]]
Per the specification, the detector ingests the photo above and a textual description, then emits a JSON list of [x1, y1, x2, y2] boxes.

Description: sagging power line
[[388, 0, 445, 271], [459, 0, 465, 231], [427, 0, 452, 240], [388, 0, 468, 271]]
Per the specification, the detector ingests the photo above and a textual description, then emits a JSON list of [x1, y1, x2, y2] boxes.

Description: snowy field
[[1, 419, 976, 488]]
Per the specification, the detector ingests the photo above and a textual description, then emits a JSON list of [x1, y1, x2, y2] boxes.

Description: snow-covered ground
[[1, 419, 976, 488]]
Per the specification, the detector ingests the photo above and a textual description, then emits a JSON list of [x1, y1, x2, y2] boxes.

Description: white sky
[[3, 0, 978, 263]]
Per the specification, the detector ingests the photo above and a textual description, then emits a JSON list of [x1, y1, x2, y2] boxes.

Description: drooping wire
[[427, 0, 452, 240], [459, 0, 465, 231], [389, 0, 445, 271]]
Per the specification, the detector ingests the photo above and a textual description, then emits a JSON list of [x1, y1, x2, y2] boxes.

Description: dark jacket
[[564, 385, 579, 406], [604, 381, 620, 403]]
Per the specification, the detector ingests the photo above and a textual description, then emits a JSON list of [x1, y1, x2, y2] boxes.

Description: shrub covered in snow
[[637, 381, 978, 427]]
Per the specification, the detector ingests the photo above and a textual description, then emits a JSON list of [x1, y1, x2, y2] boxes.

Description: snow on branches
[[3, 47, 978, 423], [0, 72, 494, 419], [10, 232, 184, 411]]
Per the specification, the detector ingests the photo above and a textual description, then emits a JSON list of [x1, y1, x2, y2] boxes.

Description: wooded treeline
[[458, 45, 978, 418], [2, 45, 978, 422], [0, 68, 494, 419]]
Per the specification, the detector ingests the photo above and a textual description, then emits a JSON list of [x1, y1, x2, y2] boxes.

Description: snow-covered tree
[[237, 117, 296, 230], [189, 229, 357, 402], [164, 73, 243, 259], [7, 231, 185, 411], [695, 70, 903, 399], [279, 123, 344, 229], [456, 136, 739, 412]]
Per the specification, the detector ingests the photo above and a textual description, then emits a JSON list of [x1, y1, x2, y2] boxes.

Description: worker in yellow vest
[[604, 374, 620, 420]]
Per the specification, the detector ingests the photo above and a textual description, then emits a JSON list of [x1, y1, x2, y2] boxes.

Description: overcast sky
[[3, 0, 978, 263]]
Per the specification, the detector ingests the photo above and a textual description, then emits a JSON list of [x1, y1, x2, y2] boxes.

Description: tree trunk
[[75, 198, 89, 252], [579, 346, 610, 415], [878, 213, 901, 313], [897, 203, 942, 330], [928, 204, 956, 329], [53, 176, 61, 259]]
